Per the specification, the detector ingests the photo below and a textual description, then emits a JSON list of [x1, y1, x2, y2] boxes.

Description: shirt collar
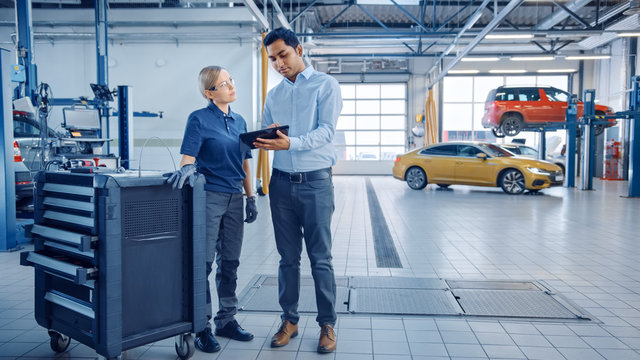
[[299, 65, 314, 80], [207, 101, 234, 119], [285, 65, 315, 85]]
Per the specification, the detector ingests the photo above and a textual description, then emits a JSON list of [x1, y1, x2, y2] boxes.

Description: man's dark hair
[[263, 27, 300, 49]]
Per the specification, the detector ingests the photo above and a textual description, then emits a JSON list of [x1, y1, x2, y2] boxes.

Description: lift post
[[1, 49, 17, 251], [565, 96, 579, 188], [580, 90, 596, 191], [628, 77, 640, 197]]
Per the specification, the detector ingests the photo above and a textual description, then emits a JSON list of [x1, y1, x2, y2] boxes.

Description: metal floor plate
[[453, 289, 582, 319], [237, 276, 592, 321], [350, 276, 447, 289], [447, 280, 541, 291], [349, 288, 461, 315]]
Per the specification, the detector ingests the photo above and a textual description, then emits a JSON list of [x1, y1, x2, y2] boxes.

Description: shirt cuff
[[288, 137, 300, 151]]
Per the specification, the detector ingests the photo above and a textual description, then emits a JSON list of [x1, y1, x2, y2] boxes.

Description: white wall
[[1, 8, 262, 172]]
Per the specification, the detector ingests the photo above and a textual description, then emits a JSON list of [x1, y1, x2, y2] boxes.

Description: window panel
[[380, 100, 405, 114], [537, 76, 567, 91], [473, 76, 504, 102], [342, 100, 355, 115], [505, 76, 536, 86], [356, 131, 380, 146], [356, 116, 380, 130], [381, 84, 406, 98], [356, 84, 380, 99], [443, 76, 473, 102], [356, 100, 380, 114], [346, 146, 356, 160], [344, 131, 356, 146], [337, 116, 355, 130], [381, 146, 406, 160], [380, 131, 405, 145], [473, 103, 485, 132], [381, 115, 405, 130], [356, 146, 380, 160], [340, 84, 355, 98], [442, 103, 473, 131]]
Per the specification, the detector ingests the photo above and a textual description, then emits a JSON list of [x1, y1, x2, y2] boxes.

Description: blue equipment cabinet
[[20, 171, 206, 359]]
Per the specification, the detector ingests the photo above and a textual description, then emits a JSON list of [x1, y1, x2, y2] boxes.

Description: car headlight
[[526, 167, 552, 175]]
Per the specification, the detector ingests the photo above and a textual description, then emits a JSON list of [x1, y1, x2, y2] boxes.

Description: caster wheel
[[49, 330, 70, 353], [175, 334, 195, 360]]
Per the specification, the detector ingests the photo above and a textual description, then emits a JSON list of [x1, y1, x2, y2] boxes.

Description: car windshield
[[478, 144, 514, 157], [545, 88, 570, 102]]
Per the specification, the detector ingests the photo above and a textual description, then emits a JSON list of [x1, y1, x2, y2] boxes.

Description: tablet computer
[[239, 125, 289, 151]]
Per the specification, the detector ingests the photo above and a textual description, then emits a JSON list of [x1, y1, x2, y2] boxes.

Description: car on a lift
[[481, 86, 615, 137], [392, 141, 564, 195]]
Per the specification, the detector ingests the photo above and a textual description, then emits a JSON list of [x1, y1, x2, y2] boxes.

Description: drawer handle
[[20, 252, 97, 285]]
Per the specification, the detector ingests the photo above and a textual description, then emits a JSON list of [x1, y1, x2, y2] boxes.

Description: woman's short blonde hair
[[198, 66, 223, 99]]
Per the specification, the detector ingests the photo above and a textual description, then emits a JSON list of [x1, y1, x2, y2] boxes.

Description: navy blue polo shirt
[[180, 102, 252, 193]]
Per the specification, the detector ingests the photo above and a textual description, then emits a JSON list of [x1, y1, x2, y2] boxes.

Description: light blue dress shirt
[[262, 66, 343, 173]]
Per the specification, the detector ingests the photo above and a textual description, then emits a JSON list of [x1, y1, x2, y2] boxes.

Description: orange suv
[[481, 86, 614, 137]]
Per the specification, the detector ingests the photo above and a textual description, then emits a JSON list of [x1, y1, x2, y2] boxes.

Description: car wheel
[[500, 115, 523, 137], [491, 127, 505, 138], [500, 169, 526, 195], [437, 184, 450, 188], [405, 167, 427, 190], [556, 163, 565, 174]]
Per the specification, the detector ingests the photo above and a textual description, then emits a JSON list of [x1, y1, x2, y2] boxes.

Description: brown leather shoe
[[270, 320, 298, 348], [317, 324, 336, 353]]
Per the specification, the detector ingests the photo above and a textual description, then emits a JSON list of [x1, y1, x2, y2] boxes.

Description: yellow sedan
[[392, 142, 564, 194]]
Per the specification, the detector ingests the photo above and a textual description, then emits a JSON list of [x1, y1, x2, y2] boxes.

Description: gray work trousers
[[205, 191, 244, 330], [268, 168, 337, 327]]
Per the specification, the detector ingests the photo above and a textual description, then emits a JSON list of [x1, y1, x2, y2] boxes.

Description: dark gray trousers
[[269, 169, 337, 327], [205, 191, 244, 330]]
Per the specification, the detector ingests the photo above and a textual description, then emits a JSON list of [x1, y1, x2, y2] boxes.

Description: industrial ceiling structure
[[1, 0, 639, 84]]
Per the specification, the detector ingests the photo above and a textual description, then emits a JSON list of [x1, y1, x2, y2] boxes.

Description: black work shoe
[[195, 327, 221, 353], [215, 320, 254, 341]]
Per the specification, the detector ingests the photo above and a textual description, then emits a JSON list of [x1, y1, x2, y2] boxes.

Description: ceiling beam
[[535, 0, 591, 30], [240, 0, 269, 30], [427, 0, 525, 89], [551, 0, 590, 28], [270, 0, 292, 30], [290, 0, 321, 24], [390, 0, 429, 33], [427, 0, 491, 74]]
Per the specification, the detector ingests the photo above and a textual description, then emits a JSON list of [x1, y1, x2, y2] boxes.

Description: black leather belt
[[273, 168, 331, 184]]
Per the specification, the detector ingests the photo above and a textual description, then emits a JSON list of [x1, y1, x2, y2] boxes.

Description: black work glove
[[244, 196, 258, 223], [166, 164, 197, 189]]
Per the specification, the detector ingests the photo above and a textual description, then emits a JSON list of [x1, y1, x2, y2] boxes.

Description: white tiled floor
[[2, 176, 640, 359]]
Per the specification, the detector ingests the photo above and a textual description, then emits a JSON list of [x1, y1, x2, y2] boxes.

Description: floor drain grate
[[237, 276, 593, 322]]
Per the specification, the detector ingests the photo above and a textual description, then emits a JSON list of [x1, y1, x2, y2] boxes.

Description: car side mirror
[[476, 153, 487, 160]]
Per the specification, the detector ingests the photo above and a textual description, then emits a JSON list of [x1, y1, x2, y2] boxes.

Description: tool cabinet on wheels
[[20, 171, 207, 360]]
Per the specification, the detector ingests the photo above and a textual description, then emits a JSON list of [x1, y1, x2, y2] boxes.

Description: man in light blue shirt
[[254, 27, 342, 354]]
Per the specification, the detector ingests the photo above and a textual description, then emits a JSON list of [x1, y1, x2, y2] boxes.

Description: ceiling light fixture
[[538, 69, 577, 73], [448, 70, 480, 74], [617, 32, 640, 37], [460, 57, 500, 62], [488, 69, 527, 74], [485, 34, 534, 39], [510, 56, 554, 61], [565, 55, 611, 60]]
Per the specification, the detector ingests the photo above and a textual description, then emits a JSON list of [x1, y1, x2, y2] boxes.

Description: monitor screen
[[63, 108, 101, 130]]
